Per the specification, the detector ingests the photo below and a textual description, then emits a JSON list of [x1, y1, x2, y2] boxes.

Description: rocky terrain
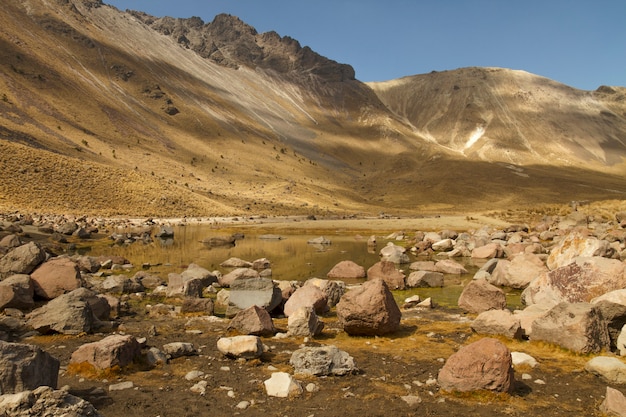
[[1, 202, 626, 416]]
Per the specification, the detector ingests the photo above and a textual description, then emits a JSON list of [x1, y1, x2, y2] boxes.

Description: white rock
[[511, 352, 538, 368], [217, 335, 263, 359], [184, 370, 204, 381], [585, 356, 626, 384], [236, 401, 250, 410], [263, 372, 302, 398], [109, 381, 134, 391]]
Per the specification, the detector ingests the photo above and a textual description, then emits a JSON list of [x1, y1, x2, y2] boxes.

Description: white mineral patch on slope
[[464, 126, 485, 150]]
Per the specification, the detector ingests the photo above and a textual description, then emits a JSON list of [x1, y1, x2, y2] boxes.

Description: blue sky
[[104, 1, 624, 90]]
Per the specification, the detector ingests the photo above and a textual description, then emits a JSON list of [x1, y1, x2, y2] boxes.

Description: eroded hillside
[[0, 0, 624, 217]]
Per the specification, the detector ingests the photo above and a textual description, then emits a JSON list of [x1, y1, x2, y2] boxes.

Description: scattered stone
[[401, 394, 422, 408], [26, 288, 97, 335], [0, 274, 34, 310], [0, 386, 102, 416], [511, 352, 538, 368], [547, 231, 611, 270], [264, 372, 302, 398], [435, 259, 468, 274], [0, 242, 46, 279], [379, 242, 410, 263], [438, 338, 514, 393], [109, 381, 134, 391], [406, 270, 444, 288], [304, 278, 345, 307], [471, 309, 523, 339], [221, 257, 252, 268], [162, 342, 196, 359], [217, 335, 263, 359], [226, 276, 281, 317], [290, 345, 357, 376]]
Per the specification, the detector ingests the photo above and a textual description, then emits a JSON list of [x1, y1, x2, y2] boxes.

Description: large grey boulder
[[30, 257, 82, 300], [367, 261, 406, 290], [531, 302, 610, 353], [458, 279, 507, 314], [0, 341, 60, 394], [26, 289, 97, 335], [438, 337, 514, 393], [0, 274, 34, 310], [406, 270, 444, 288], [100, 274, 144, 294], [180, 263, 218, 287], [226, 276, 282, 317], [0, 242, 46, 280], [219, 267, 259, 287], [522, 256, 626, 306], [70, 334, 142, 370], [290, 345, 357, 376], [336, 279, 401, 336]]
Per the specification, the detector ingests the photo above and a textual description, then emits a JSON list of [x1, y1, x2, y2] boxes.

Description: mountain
[[0, 0, 624, 217]]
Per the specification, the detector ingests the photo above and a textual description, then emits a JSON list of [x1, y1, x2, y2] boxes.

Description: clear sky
[[104, 0, 624, 90]]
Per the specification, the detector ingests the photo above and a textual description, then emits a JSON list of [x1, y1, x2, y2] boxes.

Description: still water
[[87, 224, 522, 308]]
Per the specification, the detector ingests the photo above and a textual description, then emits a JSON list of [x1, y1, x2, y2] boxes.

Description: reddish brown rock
[[30, 257, 82, 300], [438, 338, 514, 393], [70, 334, 141, 370], [336, 279, 401, 336], [458, 279, 507, 314], [283, 284, 328, 317], [327, 260, 366, 279], [367, 261, 406, 290], [227, 305, 276, 336]]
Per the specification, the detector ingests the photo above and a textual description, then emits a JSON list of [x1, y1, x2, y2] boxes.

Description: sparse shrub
[[81, 139, 89, 147]]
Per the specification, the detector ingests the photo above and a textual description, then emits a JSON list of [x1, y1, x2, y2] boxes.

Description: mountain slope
[[0, 0, 624, 217], [367, 67, 626, 168]]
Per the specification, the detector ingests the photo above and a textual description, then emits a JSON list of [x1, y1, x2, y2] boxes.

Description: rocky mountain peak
[[130, 11, 354, 82]]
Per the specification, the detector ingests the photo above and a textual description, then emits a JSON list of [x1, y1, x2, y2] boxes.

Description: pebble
[[109, 381, 134, 391], [236, 401, 250, 410], [306, 383, 319, 393], [184, 370, 205, 381]]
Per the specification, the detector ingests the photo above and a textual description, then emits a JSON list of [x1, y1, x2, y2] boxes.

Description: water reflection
[[90, 224, 523, 309]]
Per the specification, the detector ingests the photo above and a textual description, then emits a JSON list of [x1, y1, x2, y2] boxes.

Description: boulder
[[70, 334, 141, 370], [327, 260, 366, 279], [100, 274, 144, 294], [547, 231, 611, 270], [435, 259, 468, 274], [336, 279, 401, 336], [409, 261, 437, 271], [0, 274, 34, 310], [531, 302, 610, 353], [264, 372, 302, 398], [180, 263, 218, 287], [180, 297, 214, 315], [252, 258, 271, 271], [367, 261, 406, 290], [0, 242, 46, 280], [30, 257, 82, 300], [287, 306, 324, 337], [489, 253, 548, 289], [406, 270, 444, 288], [600, 387, 626, 417], [457, 279, 507, 314], [0, 235, 22, 250], [522, 256, 626, 306], [379, 242, 410, 264], [432, 238, 454, 252], [471, 242, 504, 259], [162, 342, 196, 359], [585, 356, 626, 384], [221, 257, 252, 268], [437, 337, 514, 393], [0, 341, 60, 394], [217, 335, 263, 359], [226, 276, 282, 317], [304, 278, 345, 307], [26, 288, 97, 335], [0, 386, 102, 416], [513, 303, 552, 338], [227, 305, 276, 336], [471, 309, 523, 339], [219, 267, 259, 287], [290, 345, 357, 376], [283, 284, 328, 317]]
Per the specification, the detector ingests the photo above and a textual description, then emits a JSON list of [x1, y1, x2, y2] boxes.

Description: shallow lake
[[86, 224, 523, 309]]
